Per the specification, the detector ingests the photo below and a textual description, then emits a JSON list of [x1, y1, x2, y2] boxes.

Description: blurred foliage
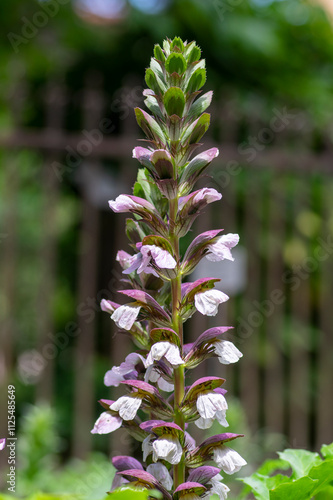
[[14, 404, 113, 499], [239, 442, 333, 499]]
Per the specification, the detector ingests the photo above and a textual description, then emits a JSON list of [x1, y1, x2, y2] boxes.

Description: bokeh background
[[1, 0, 333, 497]]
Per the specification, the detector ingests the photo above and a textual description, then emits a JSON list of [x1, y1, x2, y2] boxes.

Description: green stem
[[169, 197, 185, 487]]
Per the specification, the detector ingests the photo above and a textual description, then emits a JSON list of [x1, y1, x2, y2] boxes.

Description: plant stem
[[170, 197, 185, 487]]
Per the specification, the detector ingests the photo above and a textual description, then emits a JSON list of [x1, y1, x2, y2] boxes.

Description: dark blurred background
[[1, 0, 333, 496]]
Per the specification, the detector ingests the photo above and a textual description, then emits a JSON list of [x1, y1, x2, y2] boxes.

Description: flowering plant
[[92, 37, 246, 499]]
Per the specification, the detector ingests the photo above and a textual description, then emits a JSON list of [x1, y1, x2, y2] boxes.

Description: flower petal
[[0, 438, 6, 451], [90, 412, 122, 434], [111, 305, 141, 330], [196, 392, 228, 419], [194, 290, 229, 316], [153, 435, 183, 464], [213, 446, 247, 475], [110, 395, 142, 421], [206, 233, 239, 262], [147, 463, 173, 490], [146, 342, 183, 367], [213, 340, 243, 365]]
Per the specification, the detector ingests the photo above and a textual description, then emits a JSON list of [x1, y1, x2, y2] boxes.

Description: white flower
[[195, 409, 228, 429], [213, 446, 247, 475], [90, 412, 122, 434], [203, 473, 230, 499], [124, 245, 176, 276], [0, 438, 6, 451], [195, 392, 228, 429], [111, 305, 141, 330], [109, 195, 142, 212], [193, 188, 222, 205], [213, 340, 243, 365], [194, 290, 229, 316], [206, 234, 239, 262], [110, 395, 142, 421], [147, 463, 173, 490], [116, 250, 138, 270], [142, 435, 154, 461], [146, 342, 183, 368], [104, 353, 145, 387], [152, 435, 183, 464], [145, 365, 174, 392]]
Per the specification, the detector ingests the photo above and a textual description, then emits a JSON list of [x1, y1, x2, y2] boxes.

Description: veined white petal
[[145, 365, 174, 392], [147, 463, 173, 490], [206, 233, 239, 262], [146, 342, 183, 367], [213, 340, 243, 365], [197, 392, 228, 419], [213, 446, 247, 475], [157, 377, 174, 392], [90, 412, 122, 434], [141, 245, 177, 270], [206, 476, 230, 500], [194, 416, 214, 429], [110, 395, 142, 421], [152, 435, 182, 465], [142, 435, 154, 461], [216, 410, 229, 427], [111, 305, 141, 330], [194, 290, 229, 316]]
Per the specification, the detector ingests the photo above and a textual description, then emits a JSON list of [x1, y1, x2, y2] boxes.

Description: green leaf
[[187, 91, 213, 121], [170, 36, 184, 52], [165, 53, 187, 75], [321, 443, 333, 459], [240, 474, 270, 500], [181, 113, 210, 144], [257, 458, 290, 476], [163, 87, 185, 117], [187, 45, 201, 63], [269, 477, 318, 500], [145, 68, 162, 95], [109, 487, 161, 500], [134, 108, 166, 144], [133, 169, 168, 215], [144, 95, 163, 119], [186, 68, 206, 94], [154, 44, 165, 62], [278, 449, 322, 479], [309, 459, 333, 495]]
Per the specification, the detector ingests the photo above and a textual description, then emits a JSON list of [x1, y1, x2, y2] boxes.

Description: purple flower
[[104, 352, 145, 387], [194, 290, 229, 316], [0, 439, 5, 451], [178, 188, 222, 210], [109, 194, 154, 213], [206, 233, 239, 262], [90, 412, 122, 434], [124, 245, 176, 276]]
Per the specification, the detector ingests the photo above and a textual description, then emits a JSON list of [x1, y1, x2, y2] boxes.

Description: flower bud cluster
[[92, 37, 246, 499]]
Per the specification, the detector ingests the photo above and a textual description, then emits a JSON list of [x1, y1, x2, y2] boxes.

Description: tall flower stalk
[[92, 37, 246, 499]]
